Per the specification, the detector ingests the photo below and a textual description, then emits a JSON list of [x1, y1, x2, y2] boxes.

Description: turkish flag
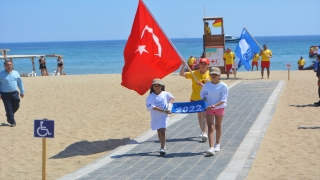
[[121, 0, 182, 95]]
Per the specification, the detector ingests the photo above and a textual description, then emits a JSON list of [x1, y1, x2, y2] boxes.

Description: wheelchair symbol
[[37, 121, 52, 137]]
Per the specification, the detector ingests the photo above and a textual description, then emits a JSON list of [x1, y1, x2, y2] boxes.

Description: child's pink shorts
[[206, 108, 225, 116]]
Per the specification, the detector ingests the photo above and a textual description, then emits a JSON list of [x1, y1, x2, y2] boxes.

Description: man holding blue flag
[[235, 28, 261, 71]]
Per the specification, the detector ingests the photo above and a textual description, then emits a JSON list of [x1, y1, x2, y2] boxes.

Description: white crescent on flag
[[135, 25, 162, 57]]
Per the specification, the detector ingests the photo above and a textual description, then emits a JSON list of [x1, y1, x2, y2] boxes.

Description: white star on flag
[[135, 45, 149, 54]]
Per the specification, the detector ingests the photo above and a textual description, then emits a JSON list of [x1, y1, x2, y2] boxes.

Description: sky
[[0, 0, 319, 43]]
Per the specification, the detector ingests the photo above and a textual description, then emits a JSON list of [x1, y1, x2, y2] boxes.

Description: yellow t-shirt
[[297, 59, 306, 66], [260, 49, 272, 62], [223, 52, 235, 65], [188, 57, 196, 65], [252, 54, 259, 62], [204, 26, 211, 35], [186, 70, 211, 101]]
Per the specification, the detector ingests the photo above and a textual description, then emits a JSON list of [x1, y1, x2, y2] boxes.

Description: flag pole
[[141, 0, 199, 82], [243, 27, 262, 50], [243, 27, 269, 57]]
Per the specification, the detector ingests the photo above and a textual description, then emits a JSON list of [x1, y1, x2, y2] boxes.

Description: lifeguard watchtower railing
[[203, 17, 226, 74]]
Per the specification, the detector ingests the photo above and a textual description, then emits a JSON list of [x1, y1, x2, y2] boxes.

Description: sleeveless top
[[57, 59, 63, 65], [39, 59, 46, 68]]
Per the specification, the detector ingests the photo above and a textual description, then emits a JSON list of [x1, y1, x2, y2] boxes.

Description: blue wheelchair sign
[[34, 119, 54, 138], [172, 100, 207, 113]]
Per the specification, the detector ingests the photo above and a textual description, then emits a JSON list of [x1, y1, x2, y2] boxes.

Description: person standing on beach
[[55, 56, 64, 75], [297, 56, 306, 70], [223, 48, 236, 80], [200, 67, 228, 156], [146, 78, 174, 156], [187, 55, 196, 70], [39, 56, 49, 76], [314, 54, 320, 106], [180, 58, 210, 141], [260, 44, 272, 79], [0, 60, 25, 127], [251, 53, 260, 71]]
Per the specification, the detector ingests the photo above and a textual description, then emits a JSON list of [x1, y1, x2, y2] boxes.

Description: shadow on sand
[[289, 104, 319, 107], [50, 138, 135, 159], [0, 123, 10, 127]]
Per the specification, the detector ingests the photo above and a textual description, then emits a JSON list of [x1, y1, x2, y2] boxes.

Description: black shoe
[[314, 101, 320, 106]]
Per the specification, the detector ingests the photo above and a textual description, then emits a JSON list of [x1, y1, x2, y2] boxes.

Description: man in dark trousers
[[0, 60, 25, 127], [315, 54, 320, 106]]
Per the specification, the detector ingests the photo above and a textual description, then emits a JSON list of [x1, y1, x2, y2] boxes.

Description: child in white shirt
[[200, 67, 228, 156], [146, 78, 174, 156]]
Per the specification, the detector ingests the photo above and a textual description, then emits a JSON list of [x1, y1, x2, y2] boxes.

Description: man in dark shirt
[[314, 54, 320, 106]]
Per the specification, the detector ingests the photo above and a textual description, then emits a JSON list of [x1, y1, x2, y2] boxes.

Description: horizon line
[[0, 34, 319, 44]]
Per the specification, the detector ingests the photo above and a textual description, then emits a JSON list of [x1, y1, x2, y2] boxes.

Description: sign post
[[286, 63, 292, 80], [34, 118, 54, 180], [42, 138, 46, 180]]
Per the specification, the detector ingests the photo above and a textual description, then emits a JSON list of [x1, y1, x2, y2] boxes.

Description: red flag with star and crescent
[[121, 0, 182, 95]]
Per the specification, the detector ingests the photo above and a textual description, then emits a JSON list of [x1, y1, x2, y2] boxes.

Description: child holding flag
[[146, 78, 174, 156], [180, 58, 211, 142]]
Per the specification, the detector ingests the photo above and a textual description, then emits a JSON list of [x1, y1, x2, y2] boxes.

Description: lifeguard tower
[[203, 17, 226, 74]]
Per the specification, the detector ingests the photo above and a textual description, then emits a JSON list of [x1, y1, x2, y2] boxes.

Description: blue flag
[[235, 28, 261, 71]]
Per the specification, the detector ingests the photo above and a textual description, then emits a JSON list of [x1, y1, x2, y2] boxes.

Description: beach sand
[[0, 70, 319, 180]]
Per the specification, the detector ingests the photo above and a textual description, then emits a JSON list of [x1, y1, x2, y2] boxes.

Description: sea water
[[0, 35, 319, 75]]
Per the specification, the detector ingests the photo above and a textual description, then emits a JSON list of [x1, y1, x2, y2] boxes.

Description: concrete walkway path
[[58, 80, 285, 180]]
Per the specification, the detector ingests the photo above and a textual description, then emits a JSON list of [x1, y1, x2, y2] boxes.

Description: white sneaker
[[214, 144, 220, 152], [206, 148, 215, 156], [160, 148, 166, 156], [202, 133, 208, 142], [198, 132, 203, 138]]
